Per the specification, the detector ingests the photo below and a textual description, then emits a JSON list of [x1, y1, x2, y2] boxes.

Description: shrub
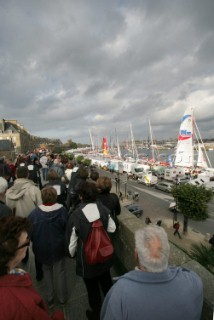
[[190, 243, 214, 274]]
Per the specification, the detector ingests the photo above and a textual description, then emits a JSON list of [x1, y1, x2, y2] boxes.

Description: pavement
[[22, 197, 209, 320], [121, 195, 210, 253], [21, 176, 210, 320], [22, 248, 99, 320]]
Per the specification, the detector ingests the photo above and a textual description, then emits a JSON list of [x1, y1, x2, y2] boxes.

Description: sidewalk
[[22, 250, 90, 320], [23, 248, 119, 320], [120, 195, 209, 253], [163, 218, 208, 252], [23, 180, 209, 320]]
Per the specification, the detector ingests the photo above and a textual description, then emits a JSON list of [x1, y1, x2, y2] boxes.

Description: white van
[[164, 167, 186, 181], [131, 164, 149, 179], [138, 171, 158, 186]]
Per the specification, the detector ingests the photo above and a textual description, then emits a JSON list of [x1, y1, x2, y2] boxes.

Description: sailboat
[[174, 107, 212, 171], [144, 120, 170, 169], [174, 107, 194, 168]]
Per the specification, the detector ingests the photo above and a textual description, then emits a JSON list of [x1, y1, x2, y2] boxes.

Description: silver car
[[155, 181, 174, 193]]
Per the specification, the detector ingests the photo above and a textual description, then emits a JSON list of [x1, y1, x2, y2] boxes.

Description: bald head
[[148, 235, 162, 259]]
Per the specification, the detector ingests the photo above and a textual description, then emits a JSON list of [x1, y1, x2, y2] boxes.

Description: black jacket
[[65, 201, 114, 279], [97, 192, 121, 221]]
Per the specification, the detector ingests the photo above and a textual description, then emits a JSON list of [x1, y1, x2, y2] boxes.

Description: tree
[[62, 152, 74, 161], [63, 139, 78, 150], [82, 158, 92, 167], [171, 184, 213, 234], [76, 155, 84, 164]]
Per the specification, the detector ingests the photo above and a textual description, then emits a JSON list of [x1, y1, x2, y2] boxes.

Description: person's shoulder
[[110, 193, 119, 201], [174, 266, 203, 286], [29, 184, 41, 192], [68, 208, 83, 226], [28, 206, 41, 218], [0, 203, 13, 216], [97, 200, 111, 214], [60, 205, 69, 215], [71, 205, 84, 217]]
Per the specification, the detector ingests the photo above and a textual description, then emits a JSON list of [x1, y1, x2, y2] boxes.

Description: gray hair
[[135, 225, 170, 272], [0, 177, 8, 194]]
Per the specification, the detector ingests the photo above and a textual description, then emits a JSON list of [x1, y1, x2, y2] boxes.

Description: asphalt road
[[98, 169, 214, 236]]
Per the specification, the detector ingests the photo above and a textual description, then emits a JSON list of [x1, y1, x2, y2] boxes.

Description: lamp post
[[173, 175, 179, 224]]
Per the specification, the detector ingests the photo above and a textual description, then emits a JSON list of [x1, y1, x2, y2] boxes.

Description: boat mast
[[130, 124, 139, 160], [115, 128, 121, 158], [149, 119, 155, 161], [89, 129, 95, 152]]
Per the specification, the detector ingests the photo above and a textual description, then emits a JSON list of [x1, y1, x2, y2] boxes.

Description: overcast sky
[[1, 0, 214, 144]]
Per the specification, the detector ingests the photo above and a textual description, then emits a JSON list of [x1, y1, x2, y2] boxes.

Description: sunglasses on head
[[17, 239, 30, 250]]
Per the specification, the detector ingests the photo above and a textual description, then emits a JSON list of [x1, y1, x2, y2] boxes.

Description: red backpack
[[84, 219, 114, 265]]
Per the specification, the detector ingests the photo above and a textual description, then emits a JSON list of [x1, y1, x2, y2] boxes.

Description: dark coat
[[0, 200, 13, 217], [209, 235, 214, 246], [0, 161, 11, 181], [65, 201, 113, 279], [97, 192, 121, 221], [28, 204, 68, 265]]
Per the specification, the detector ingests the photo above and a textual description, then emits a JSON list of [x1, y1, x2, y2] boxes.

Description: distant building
[[0, 139, 15, 160], [0, 119, 62, 158]]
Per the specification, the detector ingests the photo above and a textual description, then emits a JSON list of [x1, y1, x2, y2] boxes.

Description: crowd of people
[[0, 151, 207, 319]]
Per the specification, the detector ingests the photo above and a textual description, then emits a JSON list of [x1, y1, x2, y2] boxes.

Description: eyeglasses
[[17, 239, 30, 250]]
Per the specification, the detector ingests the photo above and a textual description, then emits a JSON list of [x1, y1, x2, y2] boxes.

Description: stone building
[[0, 119, 62, 159]]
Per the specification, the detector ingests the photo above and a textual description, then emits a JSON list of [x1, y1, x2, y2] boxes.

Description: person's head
[[90, 171, 99, 182], [54, 158, 60, 165], [77, 167, 89, 179], [47, 169, 59, 181], [96, 176, 112, 193], [78, 181, 98, 202], [49, 153, 55, 160], [135, 225, 170, 273], [3, 157, 10, 165], [16, 166, 28, 179], [16, 155, 26, 165], [0, 177, 8, 196], [41, 186, 57, 204], [66, 161, 74, 170], [0, 216, 31, 275]]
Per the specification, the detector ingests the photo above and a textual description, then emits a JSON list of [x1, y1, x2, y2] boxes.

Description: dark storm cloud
[[0, 0, 214, 143]]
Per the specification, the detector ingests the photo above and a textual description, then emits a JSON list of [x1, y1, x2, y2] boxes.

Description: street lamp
[[173, 175, 179, 224]]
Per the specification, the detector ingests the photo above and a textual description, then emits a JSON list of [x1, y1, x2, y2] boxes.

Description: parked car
[[172, 176, 190, 184], [154, 181, 174, 193], [124, 204, 143, 218], [169, 201, 180, 213], [205, 181, 214, 193]]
